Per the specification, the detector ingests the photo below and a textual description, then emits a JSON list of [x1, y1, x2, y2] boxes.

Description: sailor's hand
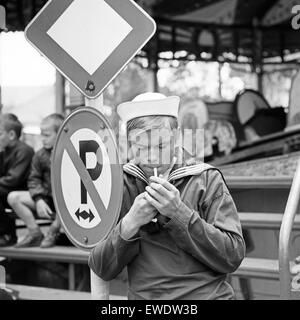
[[121, 193, 157, 240], [145, 176, 182, 219]]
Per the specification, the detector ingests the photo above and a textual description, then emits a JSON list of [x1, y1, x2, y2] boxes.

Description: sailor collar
[[123, 162, 214, 185]]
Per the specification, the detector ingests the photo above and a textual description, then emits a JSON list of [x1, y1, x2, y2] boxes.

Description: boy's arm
[[88, 182, 141, 281], [28, 153, 46, 202], [0, 148, 33, 197], [164, 191, 245, 274], [88, 219, 140, 281]]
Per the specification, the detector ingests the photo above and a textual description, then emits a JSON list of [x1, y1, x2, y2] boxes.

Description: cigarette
[[154, 168, 158, 177]]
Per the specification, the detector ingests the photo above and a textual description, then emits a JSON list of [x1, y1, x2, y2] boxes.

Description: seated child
[[8, 113, 64, 248], [0, 114, 34, 247]]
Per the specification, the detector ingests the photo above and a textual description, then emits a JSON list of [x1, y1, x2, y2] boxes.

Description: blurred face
[[129, 125, 177, 178], [40, 121, 57, 150], [0, 124, 14, 150]]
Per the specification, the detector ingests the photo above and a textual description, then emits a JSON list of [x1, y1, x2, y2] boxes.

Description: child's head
[[40, 113, 64, 150], [0, 113, 23, 150], [128, 115, 178, 177], [118, 93, 180, 178]]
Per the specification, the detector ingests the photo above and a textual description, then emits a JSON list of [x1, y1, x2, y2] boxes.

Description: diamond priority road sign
[[51, 108, 123, 250], [25, 0, 156, 98]]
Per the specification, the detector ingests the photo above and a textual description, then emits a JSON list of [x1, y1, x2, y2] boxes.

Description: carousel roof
[[2, 0, 300, 64]]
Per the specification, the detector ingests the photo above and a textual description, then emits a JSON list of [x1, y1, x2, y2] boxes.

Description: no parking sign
[[51, 107, 123, 250]]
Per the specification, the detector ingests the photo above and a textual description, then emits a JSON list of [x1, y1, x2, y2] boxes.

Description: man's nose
[[148, 149, 160, 164]]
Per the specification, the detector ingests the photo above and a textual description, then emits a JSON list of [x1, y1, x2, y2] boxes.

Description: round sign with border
[[51, 107, 123, 250]]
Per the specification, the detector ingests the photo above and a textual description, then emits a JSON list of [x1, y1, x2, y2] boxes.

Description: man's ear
[[8, 130, 17, 141], [127, 142, 135, 162]]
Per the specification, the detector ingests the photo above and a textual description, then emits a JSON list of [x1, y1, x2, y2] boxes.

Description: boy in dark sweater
[[0, 114, 34, 247], [8, 113, 64, 248], [89, 93, 245, 300]]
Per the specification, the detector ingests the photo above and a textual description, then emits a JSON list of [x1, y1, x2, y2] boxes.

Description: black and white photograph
[[0, 0, 300, 312]]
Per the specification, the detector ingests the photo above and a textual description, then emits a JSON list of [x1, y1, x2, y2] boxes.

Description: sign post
[[0, 5, 7, 32], [25, 0, 156, 300], [85, 94, 109, 300]]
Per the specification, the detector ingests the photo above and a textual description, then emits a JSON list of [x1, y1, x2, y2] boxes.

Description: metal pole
[[256, 68, 263, 94], [85, 94, 110, 300], [55, 70, 65, 115], [252, 18, 264, 95], [218, 63, 222, 98], [90, 269, 109, 300], [85, 95, 104, 111], [0, 33, 3, 113], [68, 264, 75, 290], [279, 158, 300, 299]]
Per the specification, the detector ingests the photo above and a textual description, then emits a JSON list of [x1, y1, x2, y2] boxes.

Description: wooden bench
[[0, 246, 88, 290], [239, 212, 300, 230], [16, 219, 52, 229], [225, 176, 293, 189], [5, 284, 126, 300], [5, 209, 52, 229], [0, 246, 89, 263], [233, 258, 281, 280], [233, 257, 297, 280]]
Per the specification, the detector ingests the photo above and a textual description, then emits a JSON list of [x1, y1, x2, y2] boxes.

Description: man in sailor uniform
[[89, 93, 245, 300]]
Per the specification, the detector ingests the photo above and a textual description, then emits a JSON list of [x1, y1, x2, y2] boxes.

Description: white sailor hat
[[117, 92, 180, 124]]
